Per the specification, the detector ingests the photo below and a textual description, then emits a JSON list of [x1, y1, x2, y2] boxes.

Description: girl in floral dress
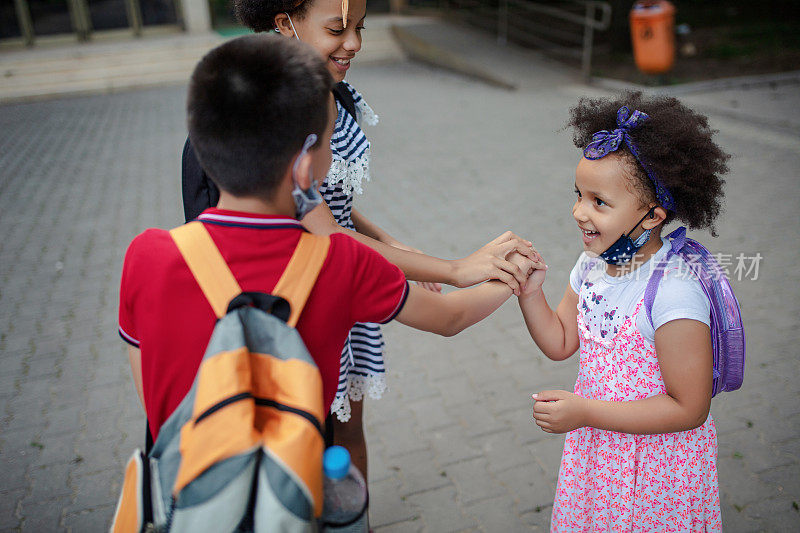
[[517, 92, 730, 531]]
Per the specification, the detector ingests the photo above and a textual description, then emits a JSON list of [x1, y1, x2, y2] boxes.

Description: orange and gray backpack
[[111, 221, 331, 532]]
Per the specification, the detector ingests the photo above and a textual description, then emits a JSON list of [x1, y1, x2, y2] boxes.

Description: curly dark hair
[[567, 91, 730, 236], [234, 0, 313, 32]]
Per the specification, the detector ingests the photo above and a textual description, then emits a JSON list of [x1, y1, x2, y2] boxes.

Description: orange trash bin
[[630, 0, 676, 75]]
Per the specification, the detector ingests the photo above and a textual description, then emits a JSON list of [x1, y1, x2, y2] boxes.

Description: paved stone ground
[[1, 30, 799, 533]]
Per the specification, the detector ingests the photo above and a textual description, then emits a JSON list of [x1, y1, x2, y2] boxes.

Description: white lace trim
[[326, 145, 372, 196], [356, 99, 379, 126], [330, 374, 388, 422]]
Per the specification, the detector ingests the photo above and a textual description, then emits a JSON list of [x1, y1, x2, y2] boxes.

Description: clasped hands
[[460, 230, 546, 296]]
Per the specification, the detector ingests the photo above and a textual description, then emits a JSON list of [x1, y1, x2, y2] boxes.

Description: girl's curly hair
[[234, 0, 312, 32], [567, 91, 730, 236]]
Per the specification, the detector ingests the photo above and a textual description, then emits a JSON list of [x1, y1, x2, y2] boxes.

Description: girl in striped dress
[[216, 0, 537, 482], [319, 81, 392, 424]]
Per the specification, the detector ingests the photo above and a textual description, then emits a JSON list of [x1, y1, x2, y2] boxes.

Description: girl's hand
[[520, 255, 548, 298], [389, 241, 442, 293], [452, 232, 538, 293], [532, 390, 589, 434]]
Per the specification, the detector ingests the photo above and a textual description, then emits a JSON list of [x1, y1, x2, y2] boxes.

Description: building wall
[[182, 0, 212, 33]]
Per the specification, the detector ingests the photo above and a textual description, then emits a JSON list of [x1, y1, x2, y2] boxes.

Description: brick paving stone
[[376, 417, 430, 458], [373, 519, 423, 533], [66, 469, 120, 515], [384, 371, 439, 404], [71, 437, 121, 477], [62, 505, 115, 533], [18, 500, 66, 532], [407, 395, 456, 432], [776, 437, 800, 460], [25, 463, 72, 502], [742, 498, 800, 531], [526, 437, 565, 484], [494, 463, 556, 515], [365, 446, 394, 484], [0, 489, 24, 529], [0, 451, 32, 493], [368, 478, 420, 528], [406, 486, 477, 532], [437, 374, 476, 409], [427, 425, 483, 467], [470, 431, 532, 473], [42, 405, 83, 438], [755, 462, 800, 496], [388, 449, 452, 497], [462, 495, 528, 532], [445, 457, 506, 505], [718, 459, 774, 507], [452, 403, 507, 440], [31, 433, 77, 468], [519, 507, 552, 530]]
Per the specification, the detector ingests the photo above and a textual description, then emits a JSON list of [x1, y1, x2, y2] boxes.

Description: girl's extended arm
[[350, 207, 398, 245], [395, 253, 541, 336], [533, 318, 713, 435], [515, 255, 580, 361], [518, 283, 580, 361], [352, 207, 442, 292], [301, 201, 535, 293]]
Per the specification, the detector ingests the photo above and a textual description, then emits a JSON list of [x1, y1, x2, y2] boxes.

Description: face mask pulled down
[[291, 134, 324, 220], [598, 208, 655, 265]]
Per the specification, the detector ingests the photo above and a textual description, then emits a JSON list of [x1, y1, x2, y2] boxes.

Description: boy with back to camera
[[118, 34, 542, 442]]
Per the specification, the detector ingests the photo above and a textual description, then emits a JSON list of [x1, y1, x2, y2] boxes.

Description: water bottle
[[321, 446, 368, 532]]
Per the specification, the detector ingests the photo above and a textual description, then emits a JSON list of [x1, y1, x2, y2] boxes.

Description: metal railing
[[405, 0, 612, 81]]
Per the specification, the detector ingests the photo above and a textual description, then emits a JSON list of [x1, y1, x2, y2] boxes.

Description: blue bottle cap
[[323, 446, 351, 480]]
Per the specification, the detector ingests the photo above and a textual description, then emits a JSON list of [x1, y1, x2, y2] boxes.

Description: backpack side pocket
[[111, 449, 152, 533]]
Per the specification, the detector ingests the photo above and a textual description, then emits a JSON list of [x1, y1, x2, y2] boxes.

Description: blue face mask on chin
[[599, 208, 656, 265], [291, 133, 324, 220]]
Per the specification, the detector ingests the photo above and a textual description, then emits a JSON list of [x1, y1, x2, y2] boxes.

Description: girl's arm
[[395, 253, 540, 336], [352, 208, 441, 292], [533, 318, 713, 435], [518, 284, 580, 361], [515, 255, 580, 361], [301, 202, 535, 294], [350, 207, 398, 245]]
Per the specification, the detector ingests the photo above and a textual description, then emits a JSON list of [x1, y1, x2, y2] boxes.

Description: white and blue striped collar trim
[[197, 212, 304, 230]]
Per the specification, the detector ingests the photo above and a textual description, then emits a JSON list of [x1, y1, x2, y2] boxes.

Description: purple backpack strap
[[644, 227, 687, 328]]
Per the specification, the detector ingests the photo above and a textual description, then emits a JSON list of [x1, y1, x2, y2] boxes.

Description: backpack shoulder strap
[[644, 226, 688, 328], [273, 233, 331, 328], [332, 82, 357, 121], [169, 221, 241, 319]]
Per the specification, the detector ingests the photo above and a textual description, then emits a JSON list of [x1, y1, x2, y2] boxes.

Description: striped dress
[[322, 81, 385, 423]]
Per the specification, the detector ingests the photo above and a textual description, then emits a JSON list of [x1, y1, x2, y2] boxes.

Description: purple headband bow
[[583, 106, 675, 211]]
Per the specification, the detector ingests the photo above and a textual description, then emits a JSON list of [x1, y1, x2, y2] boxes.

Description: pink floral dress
[[551, 300, 722, 532]]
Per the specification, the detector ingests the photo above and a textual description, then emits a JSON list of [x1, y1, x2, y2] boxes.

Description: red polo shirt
[[119, 209, 408, 439]]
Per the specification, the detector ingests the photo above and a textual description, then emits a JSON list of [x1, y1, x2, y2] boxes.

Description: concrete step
[[0, 14, 415, 104], [0, 32, 221, 103]]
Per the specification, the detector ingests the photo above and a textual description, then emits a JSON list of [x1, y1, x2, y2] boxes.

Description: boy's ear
[[274, 13, 294, 38], [643, 205, 668, 230], [291, 150, 313, 190]]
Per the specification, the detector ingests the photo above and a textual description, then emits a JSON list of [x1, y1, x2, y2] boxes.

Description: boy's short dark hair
[[187, 34, 332, 199], [568, 91, 730, 235]]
